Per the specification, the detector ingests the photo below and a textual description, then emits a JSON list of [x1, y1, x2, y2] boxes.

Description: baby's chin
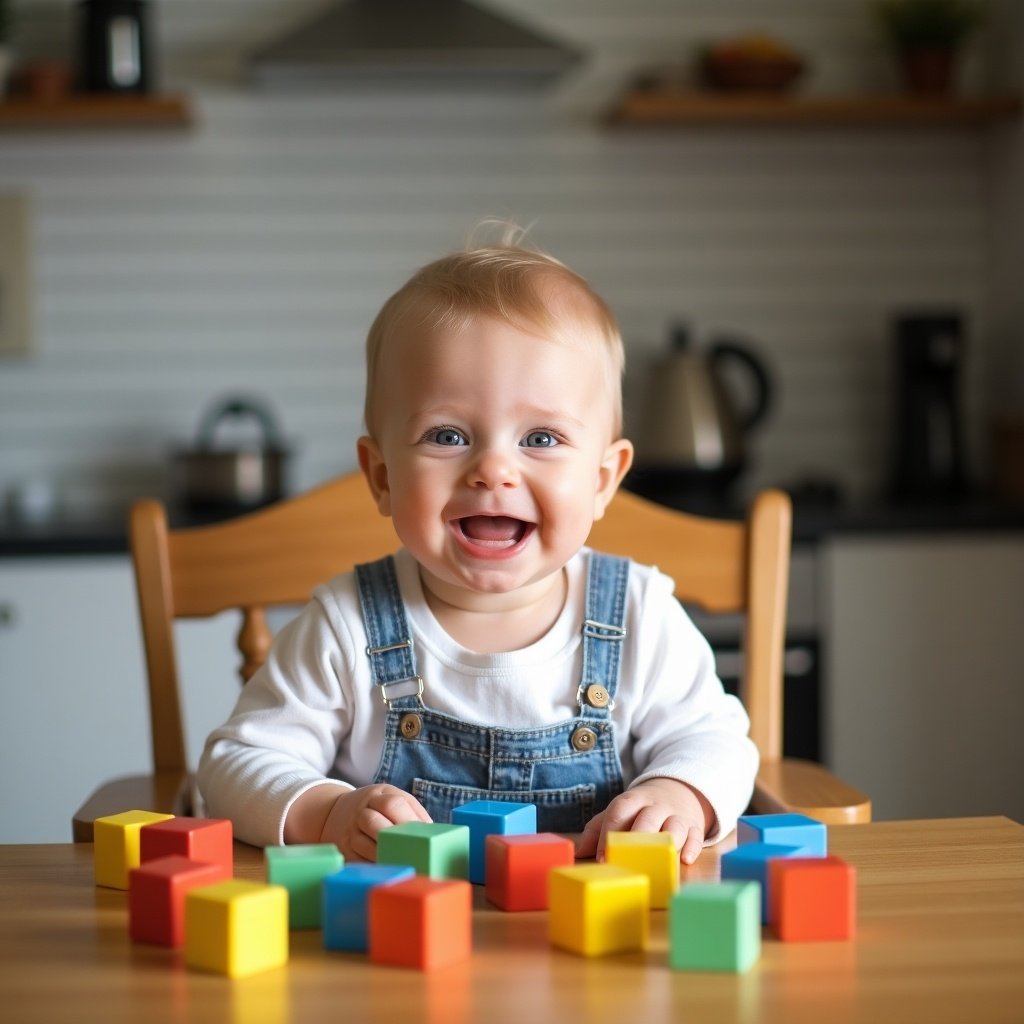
[[419, 561, 562, 608]]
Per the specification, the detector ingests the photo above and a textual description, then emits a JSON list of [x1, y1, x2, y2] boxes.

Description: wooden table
[[1, 817, 1022, 1024]]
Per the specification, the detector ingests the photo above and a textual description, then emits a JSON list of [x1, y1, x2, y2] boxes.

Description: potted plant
[[875, 0, 986, 94]]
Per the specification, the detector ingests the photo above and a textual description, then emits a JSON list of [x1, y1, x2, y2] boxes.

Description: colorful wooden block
[[548, 864, 650, 957], [128, 855, 230, 947], [139, 817, 234, 876], [669, 881, 761, 973], [769, 855, 857, 941], [721, 841, 802, 922], [322, 863, 416, 952], [368, 876, 472, 970], [451, 800, 537, 884], [93, 810, 175, 889], [264, 844, 344, 928], [377, 822, 470, 880], [185, 880, 288, 978], [737, 813, 828, 857], [485, 832, 575, 911], [605, 831, 679, 909]]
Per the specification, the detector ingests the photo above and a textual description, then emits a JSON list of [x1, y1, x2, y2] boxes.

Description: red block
[[485, 833, 575, 911], [769, 855, 857, 941], [368, 876, 472, 970], [129, 855, 231, 946], [140, 817, 233, 876]]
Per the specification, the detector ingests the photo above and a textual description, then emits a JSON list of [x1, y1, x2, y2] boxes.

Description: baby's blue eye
[[522, 430, 558, 448], [430, 427, 466, 446]]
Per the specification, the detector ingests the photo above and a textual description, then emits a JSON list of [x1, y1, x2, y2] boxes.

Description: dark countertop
[[3, 493, 1024, 558], [784, 496, 1024, 543], [0, 500, 268, 557]]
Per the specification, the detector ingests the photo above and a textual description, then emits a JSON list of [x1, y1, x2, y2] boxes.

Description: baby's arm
[[574, 777, 715, 865], [198, 581, 410, 849], [285, 783, 431, 863]]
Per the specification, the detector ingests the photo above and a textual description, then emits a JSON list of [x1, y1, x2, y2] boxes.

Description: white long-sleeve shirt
[[197, 547, 758, 847]]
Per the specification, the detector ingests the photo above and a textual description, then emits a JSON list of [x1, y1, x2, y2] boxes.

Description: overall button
[[571, 726, 598, 752], [399, 713, 422, 739], [583, 684, 610, 708]]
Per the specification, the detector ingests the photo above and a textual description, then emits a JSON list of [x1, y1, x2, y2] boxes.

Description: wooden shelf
[[607, 89, 1023, 127], [0, 94, 192, 131]]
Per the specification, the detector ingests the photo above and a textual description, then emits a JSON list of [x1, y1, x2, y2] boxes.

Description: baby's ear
[[593, 438, 634, 521], [357, 436, 392, 516]]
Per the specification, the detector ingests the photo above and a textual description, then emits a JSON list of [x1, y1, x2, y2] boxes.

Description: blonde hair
[[363, 230, 625, 438]]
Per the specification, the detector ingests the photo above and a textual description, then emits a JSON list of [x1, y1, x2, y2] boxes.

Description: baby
[[198, 231, 758, 865]]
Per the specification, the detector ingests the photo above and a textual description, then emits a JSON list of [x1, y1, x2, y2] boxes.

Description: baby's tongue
[[460, 516, 523, 543]]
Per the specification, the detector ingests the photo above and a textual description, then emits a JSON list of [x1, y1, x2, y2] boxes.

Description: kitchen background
[[2, 0, 1023, 841]]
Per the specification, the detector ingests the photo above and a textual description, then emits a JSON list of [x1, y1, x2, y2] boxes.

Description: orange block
[[485, 833, 575, 911], [768, 855, 856, 941], [140, 817, 234, 877], [368, 876, 472, 970]]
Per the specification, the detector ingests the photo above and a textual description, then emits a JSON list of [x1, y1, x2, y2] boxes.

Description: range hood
[[249, 0, 582, 87]]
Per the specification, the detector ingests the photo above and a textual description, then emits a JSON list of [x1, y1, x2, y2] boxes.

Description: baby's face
[[359, 314, 632, 606]]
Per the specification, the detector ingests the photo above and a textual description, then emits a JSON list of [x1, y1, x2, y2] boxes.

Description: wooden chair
[[587, 487, 870, 826], [72, 474, 869, 841]]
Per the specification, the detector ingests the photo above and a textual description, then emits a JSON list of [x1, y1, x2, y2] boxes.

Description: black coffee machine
[[77, 0, 154, 94], [889, 312, 967, 501]]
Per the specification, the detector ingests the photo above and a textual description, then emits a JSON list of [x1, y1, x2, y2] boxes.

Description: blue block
[[721, 842, 802, 922], [736, 813, 828, 857], [322, 864, 415, 951], [451, 801, 537, 884]]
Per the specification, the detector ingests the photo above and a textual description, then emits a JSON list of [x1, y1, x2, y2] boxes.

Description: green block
[[264, 843, 344, 928], [377, 822, 470, 880], [669, 881, 761, 973]]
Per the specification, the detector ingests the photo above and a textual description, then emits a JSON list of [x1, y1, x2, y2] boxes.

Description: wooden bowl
[[701, 53, 805, 93]]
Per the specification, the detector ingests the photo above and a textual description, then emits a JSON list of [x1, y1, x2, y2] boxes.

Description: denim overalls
[[355, 552, 630, 833]]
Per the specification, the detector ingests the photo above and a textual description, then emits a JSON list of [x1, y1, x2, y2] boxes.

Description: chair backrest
[[130, 473, 790, 776], [586, 487, 790, 762], [131, 474, 401, 775]]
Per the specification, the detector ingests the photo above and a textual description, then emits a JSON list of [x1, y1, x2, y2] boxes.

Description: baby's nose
[[467, 447, 520, 488]]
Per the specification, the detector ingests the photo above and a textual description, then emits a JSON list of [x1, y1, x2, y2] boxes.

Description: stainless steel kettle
[[634, 326, 772, 484]]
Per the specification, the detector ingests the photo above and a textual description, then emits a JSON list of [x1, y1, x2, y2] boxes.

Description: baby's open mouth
[[456, 515, 530, 548]]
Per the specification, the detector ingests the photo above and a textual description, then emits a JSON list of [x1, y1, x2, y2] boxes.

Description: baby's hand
[[575, 778, 714, 865], [319, 784, 432, 863]]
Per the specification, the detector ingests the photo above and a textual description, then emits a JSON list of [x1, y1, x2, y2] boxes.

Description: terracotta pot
[[11, 61, 74, 101], [899, 47, 957, 95]]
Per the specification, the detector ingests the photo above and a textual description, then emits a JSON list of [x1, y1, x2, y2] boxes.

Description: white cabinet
[[821, 536, 1024, 822], [0, 557, 240, 843]]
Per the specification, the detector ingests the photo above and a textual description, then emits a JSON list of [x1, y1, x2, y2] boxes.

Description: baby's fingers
[[367, 787, 432, 827], [661, 819, 705, 865], [575, 810, 606, 860]]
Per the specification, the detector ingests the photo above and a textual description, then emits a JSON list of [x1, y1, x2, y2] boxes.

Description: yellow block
[[605, 831, 679, 909], [548, 864, 650, 956], [185, 880, 289, 979], [93, 809, 175, 889]]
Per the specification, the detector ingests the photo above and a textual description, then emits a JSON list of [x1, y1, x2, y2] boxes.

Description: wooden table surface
[[1, 816, 1022, 1024]]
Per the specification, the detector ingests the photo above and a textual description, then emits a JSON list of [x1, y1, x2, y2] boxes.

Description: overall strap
[[578, 551, 631, 718], [354, 556, 423, 709]]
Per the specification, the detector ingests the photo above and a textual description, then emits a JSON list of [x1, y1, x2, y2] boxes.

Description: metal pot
[[173, 395, 290, 511]]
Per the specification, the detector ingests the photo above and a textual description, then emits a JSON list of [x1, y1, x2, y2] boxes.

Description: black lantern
[[77, 0, 154, 94]]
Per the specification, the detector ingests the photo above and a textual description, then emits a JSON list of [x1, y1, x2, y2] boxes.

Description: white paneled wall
[[0, 0, 1014, 514]]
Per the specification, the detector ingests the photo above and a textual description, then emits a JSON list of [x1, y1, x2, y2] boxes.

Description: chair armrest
[[752, 757, 872, 825], [72, 771, 193, 843]]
